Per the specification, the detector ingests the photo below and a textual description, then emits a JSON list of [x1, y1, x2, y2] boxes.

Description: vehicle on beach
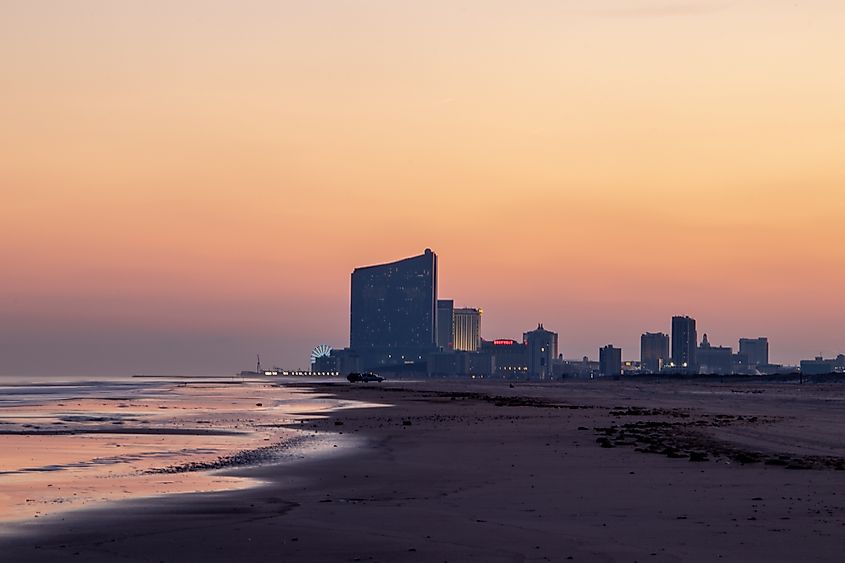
[[347, 372, 384, 383]]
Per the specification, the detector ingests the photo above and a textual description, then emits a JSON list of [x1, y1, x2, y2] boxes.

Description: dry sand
[[1, 379, 844, 562]]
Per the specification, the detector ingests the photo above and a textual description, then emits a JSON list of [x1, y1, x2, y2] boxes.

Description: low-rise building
[[556, 356, 600, 378], [427, 350, 495, 377], [697, 334, 733, 375], [480, 339, 528, 377], [801, 356, 837, 375]]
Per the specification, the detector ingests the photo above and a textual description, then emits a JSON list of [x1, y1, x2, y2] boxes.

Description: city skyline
[[2, 242, 843, 374], [333, 248, 820, 377], [2, 238, 841, 374], [3, 1, 845, 375]]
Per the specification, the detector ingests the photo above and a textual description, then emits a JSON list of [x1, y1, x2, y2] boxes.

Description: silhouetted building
[[800, 356, 835, 375], [697, 334, 732, 375], [350, 249, 437, 371], [671, 315, 697, 372], [480, 339, 528, 377], [641, 332, 670, 373], [311, 354, 338, 373], [599, 345, 622, 377], [453, 308, 482, 352], [732, 351, 750, 374], [739, 337, 769, 367], [427, 350, 494, 377], [330, 348, 360, 375], [524, 324, 558, 379], [557, 356, 600, 378], [436, 299, 454, 350], [622, 360, 642, 375]]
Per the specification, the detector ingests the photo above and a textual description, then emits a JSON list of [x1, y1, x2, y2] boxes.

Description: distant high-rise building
[[739, 337, 769, 366], [671, 315, 697, 371], [524, 324, 558, 379], [641, 332, 669, 373], [453, 308, 482, 352], [599, 345, 622, 377], [436, 299, 454, 350], [350, 249, 437, 370]]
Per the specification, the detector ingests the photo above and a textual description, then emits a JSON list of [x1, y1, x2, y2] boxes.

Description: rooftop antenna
[[257, 354, 262, 373]]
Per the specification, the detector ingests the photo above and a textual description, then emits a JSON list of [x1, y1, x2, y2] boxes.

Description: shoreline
[[0, 378, 359, 525], [2, 379, 844, 562]]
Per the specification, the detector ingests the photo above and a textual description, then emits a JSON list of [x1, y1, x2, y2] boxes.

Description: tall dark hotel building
[[671, 315, 697, 371], [436, 299, 454, 350], [350, 249, 438, 371], [641, 332, 670, 373]]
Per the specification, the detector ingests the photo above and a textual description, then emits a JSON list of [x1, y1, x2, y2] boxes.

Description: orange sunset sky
[[2, 1, 844, 375]]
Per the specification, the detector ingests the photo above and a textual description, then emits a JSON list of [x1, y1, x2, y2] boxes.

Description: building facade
[[599, 345, 623, 377], [671, 315, 697, 372], [453, 307, 482, 352], [524, 324, 558, 379], [556, 357, 600, 378], [311, 354, 339, 374], [350, 249, 438, 371], [800, 357, 835, 375], [330, 348, 360, 375], [739, 337, 769, 367], [480, 339, 529, 377], [641, 332, 670, 373], [436, 299, 454, 350], [427, 350, 495, 377], [697, 334, 733, 375]]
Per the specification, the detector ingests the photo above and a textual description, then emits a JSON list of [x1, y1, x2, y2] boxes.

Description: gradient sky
[[2, 0, 844, 375]]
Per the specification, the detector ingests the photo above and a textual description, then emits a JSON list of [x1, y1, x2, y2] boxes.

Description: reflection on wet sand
[[0, 377, 384, 524]]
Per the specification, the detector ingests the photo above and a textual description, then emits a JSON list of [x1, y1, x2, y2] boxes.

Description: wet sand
[[0, 377, 364, 522], [2, 379, 844, 562]]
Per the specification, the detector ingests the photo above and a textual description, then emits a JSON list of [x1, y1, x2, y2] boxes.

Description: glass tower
[[350, 249, 438, 370], [671, 315, 697, 371], [641, 332, 670, 373]]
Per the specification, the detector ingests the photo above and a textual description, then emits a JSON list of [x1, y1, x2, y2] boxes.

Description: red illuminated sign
[[493, 339, 517, 346]]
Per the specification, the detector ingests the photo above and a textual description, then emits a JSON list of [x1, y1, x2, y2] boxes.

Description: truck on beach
[[347, 372, 384, 383]]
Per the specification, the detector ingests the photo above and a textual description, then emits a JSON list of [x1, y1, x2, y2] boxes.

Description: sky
[[2, 0, 844, 375]]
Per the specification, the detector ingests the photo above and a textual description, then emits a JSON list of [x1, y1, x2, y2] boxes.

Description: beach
[[1, 378, 844, 562]]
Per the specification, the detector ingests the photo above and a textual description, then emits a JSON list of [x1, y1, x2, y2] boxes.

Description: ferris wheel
[[311, 344, 332, 363]]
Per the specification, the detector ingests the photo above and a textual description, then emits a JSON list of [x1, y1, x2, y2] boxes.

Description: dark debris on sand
[[146, 435, 313, 474], [594, 408, 845, 471]]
